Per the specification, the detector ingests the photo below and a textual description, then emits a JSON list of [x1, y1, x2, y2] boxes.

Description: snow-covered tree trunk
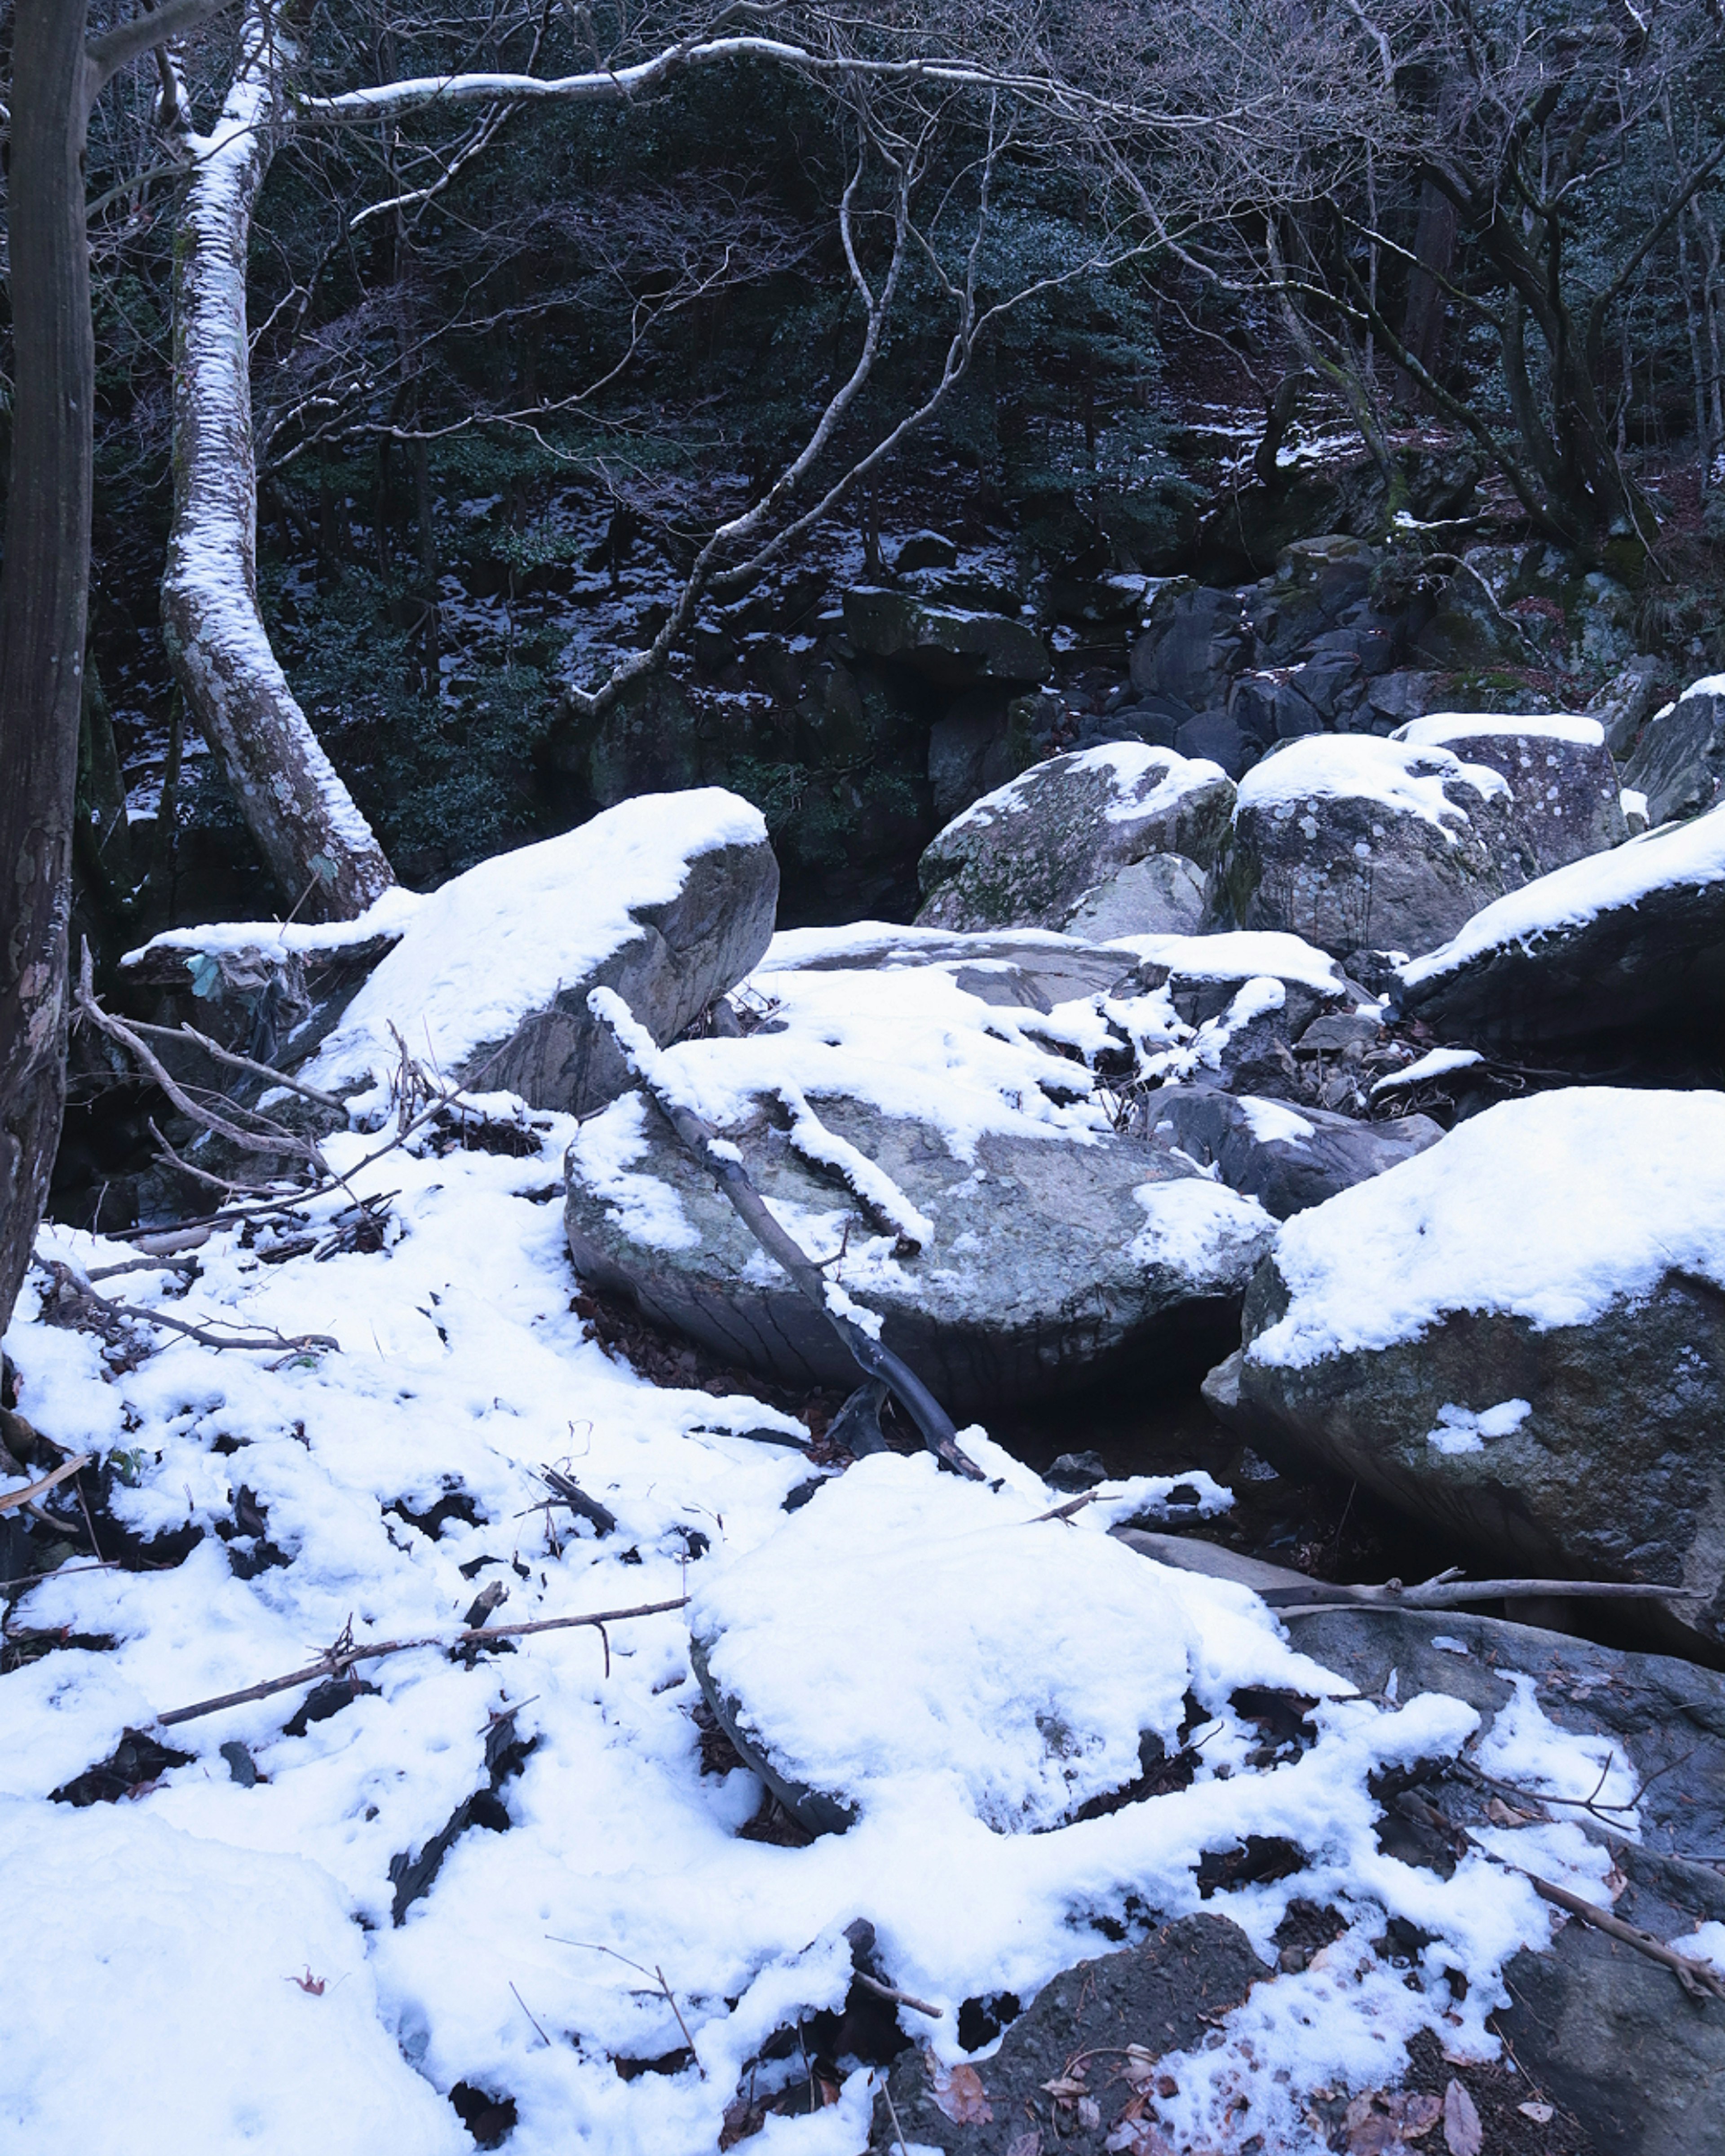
[[162, 9, 396, 921]]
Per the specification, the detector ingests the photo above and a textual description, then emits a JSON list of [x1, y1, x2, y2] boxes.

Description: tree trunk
[[0, 2, 95, 1338], [161, 7, 396, 921]]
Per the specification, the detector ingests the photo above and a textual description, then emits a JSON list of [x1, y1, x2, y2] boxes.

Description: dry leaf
[[1343, 2090, 1443, 2153], [1443, 2078, 1482, 2156], [1517, 2102, 1555, 2125], [1105, 2123, 1176, 2156], [1042, 2075, 1088, 2101], [928, 2055, 993, 2126], [1398, 2092, 1444, 2138], [1486, 1797, 1534, 1827], [1077, 2096, 1103, 2129], [1006, 2135, 1043, 2156]]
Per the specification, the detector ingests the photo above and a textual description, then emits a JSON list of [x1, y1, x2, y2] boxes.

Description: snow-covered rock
[[1214, 735, 1513, 957], [1392, 711, 1627, 874], [1233, 1089, 1725, 1647], [1398, 796, 1725, 1049], [915, 744, 1235, 932], [1145, 1087, 1442, 1219], [1622, 675, 1725, 827], [306, 790, 778, 1115], [842, 586, 1052, 685]]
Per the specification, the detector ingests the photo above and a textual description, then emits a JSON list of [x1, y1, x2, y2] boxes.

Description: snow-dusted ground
[[2, 1074, 1635, 2153]]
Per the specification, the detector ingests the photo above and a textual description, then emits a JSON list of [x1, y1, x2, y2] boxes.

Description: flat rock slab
[[844, 586, 1052, 686], [1235, 1088, 1725, 1652], [1398, 797, 1725, 1051], [867, 1917, 1266, 2154], [1393, 711, 1627, 874], [1217, 734, 1514, 957], [566, 1091, 1273, 1414], [1061, 853, 1208, 940], [917, 744, 1235, 932]]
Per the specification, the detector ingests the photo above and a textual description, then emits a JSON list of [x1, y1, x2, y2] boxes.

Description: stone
[[1059, 853, 1208, 940], [843, 586, 1052, 686], [1228, 671, 1323, 747], [1393, 712, 1628, 875], [1175, 708, 1255, 779], [892, 529, 959, 573], [1112, 931, 1362, 1097], [867, 1917, 1267, 2154], [1363, 669, 1442, 731], [1233, 1088, 1725, 1652], [1129, 582, 1251, 710], [1214, 734, 1515, 957], [1622, 676, 1725, 827], [1246, 534, 1378, 663], [306, 791, 780, 1118], [566, 1090, 1274, 1416], [915, 744, 1236, 932], [1397, 796, 1725, 1052], [1589, 654, 1664, 757], [926, 688, 1050, 825], [1145, 1087, 1443, 1218]]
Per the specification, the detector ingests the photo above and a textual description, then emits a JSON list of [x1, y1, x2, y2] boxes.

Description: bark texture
[[162, 8, 396, 921], [0, 4, 95, 1338]]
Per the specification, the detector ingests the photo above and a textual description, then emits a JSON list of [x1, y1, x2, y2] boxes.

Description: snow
[[305, 791, 766, 1093], [1247, 1088, 1725, 1368], [122, 884, 425, 970], [1371, 1046, 1483, 1094], [0, 942, 1654, 2152], [1102, 928, 1348, 994], [1425, 1399, 1532, 1456], [936, 742, 1227, 838], [1399, 797, 1725, 989], [1236, 735, 1509, 836], [1239, 1098, 1317, 1145], [1392, 712, 1605, 749], [1672, 1921, 1725, 1975]]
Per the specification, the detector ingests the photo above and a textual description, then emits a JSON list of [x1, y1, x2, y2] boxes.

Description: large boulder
[[1397, 796, 1725, 1051], [305, 790, 779, 1116], [842, 587, 1052, 686], [915, 744, 1235, 932], [1214, 734, 1514, 956], [1392, 711, 1628, 874], [566, 1089, 1272, 1414], [1622, 675, 1725, 827], [1060, 853, 1208, 940], [1232, 1088, 1725, 1651], [1145, 1087, 1443, 1219], [1128, 581, 1251, 711]]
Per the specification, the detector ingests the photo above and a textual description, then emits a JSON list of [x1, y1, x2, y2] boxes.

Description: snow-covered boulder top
[[1247, 1088, 1725, 1370], [1395, 793, 1725, 1048], [916, 744, 1235, 934], [689, 1453, 1331, 1834], [306, 789, 777, 1113], [1234, 734, 1508, 830], [121, 884, 425, 974], [1392, 711, 1605, 750], [1105, 928, 1352, 997]]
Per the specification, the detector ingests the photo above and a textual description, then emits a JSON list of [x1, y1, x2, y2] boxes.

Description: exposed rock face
[[306, 790, 780, 1116], [1623, 676, 1725, 827], [566, 1092, 1273, 1415], [1128, 581, 1250, 711], [1232, 1089, 1725, 1651], [916, 745, 1235, 932], [843, 586, 1053, 686], [867, 1918, 1267, 2155], [1397, 796, 1725, 1051], [1145, 1087, 1442, 1219], [1060, 853, 1208, 940], [1214, 734, 1513, 956], [1393, 712, 1628, 874]]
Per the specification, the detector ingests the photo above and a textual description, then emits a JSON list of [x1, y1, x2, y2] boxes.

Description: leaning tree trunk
[[161, 8, 396, 921], [0, 4, 97, 1338]]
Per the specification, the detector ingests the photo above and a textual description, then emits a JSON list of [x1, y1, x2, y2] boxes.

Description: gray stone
[[566, 1091, 1274, 1417], [927, 689, 1051, 825], [1393, 714, 1628, 875], [1363, 669, 1442, 730], [916, 745, 1236, 932], [1295, 1009, 1382, 1053], [1214, 735, 1514, 957], [1590, 654, 1664, 758], [1397, 801, 1725, 1051], [1145, 1087, 1443, 1219], [783, 928, 1135, 1012], [1129, 582, 1251, 710], [893, 530, 959, 573], [843, 586, 1052, 686], [1623, 678, 1725, 827], [1060, 853, 1208, 940], [867, 1917, 1268, 2156], [1175, 708, 1254, 779]]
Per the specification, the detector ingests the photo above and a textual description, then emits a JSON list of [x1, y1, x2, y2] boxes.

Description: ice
[[1236, 734, 1509, 833], [1248, 1088, 1725, 1368], [1401, 796, 1725, 989]]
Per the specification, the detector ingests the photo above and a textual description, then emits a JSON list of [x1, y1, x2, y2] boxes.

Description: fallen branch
[[0, 1454, 94, 1517], [111, 1011, 349, 1112], [1270, 1564, 1694, 1614], [853, 1970, 943, 2018], [40, 1261, 338, 1360], [588, 988, 981, 1480], [155, 1594, 689, 1726]]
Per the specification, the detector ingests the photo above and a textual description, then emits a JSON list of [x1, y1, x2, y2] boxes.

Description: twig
[[852, 1970, 943, 2018], [1030, 1493, 1095, 1524], [881, 2076, 914, 2156], [0, 1455, 94, 1518], [42, 1263, 338, 1358], [106, 1012, 348, 1111], [155, 1595, 688, 1726], [551, 1941, 706, 2077], [509, 1982, 553, 2046], [587, 988, 981, 1480], [1271, 1573, 1695, 1613]]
